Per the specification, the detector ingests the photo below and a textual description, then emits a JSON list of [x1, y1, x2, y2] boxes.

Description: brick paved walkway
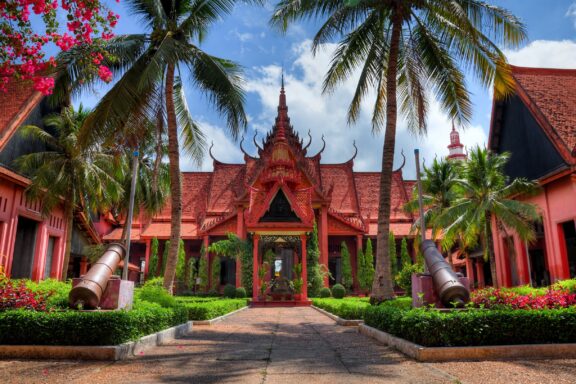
[[2, 307, 576, 384]]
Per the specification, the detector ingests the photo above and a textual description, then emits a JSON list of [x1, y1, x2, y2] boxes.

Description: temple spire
[[447, 121, 466, 161], [275, 72, 289, 141]]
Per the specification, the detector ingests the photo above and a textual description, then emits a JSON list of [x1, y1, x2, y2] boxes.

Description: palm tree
[[271, 0, 525, 303], [436, 146, 540, 286], [16, 106, 122, 278], [55, 0, 261, 292]]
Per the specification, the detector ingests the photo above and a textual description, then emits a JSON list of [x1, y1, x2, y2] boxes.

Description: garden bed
[[175, 297, 248, 321], [311, 297, 411, 320]]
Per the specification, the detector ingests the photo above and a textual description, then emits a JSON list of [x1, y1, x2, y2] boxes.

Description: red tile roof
[[0, 79, 43, 151], [353, 172, 414, 221], [510, 66, 576, 164], [320, 164, 358, 214]]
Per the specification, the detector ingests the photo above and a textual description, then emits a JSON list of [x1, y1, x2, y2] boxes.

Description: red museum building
[[488, 66, 576, 288], [103, 84, 420, 295]]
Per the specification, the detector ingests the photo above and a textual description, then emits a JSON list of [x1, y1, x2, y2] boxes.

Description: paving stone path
[[3, 307, 576, 384]]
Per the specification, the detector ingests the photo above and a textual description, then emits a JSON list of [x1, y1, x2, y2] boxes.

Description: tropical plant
[[271, 0, 526, 303], [291, 263, 304, 294], [175, 239, 186, 282], [357, 248, 367, 293], [57, 0, 263, 293], [258, 261, 270, 297], [340, 241, 353, 290], [208, 233, 253, 295], [148, 238, 159, 278], [187, 257, 198, 290], [16, 106, 122, 278], [364, 238, 375, 289], [400, 238, 411, 266], [198, 247, 209, 292], [436, 147, 540, 286], [307, 223, 324, 297], [211, 256, 221, 291]]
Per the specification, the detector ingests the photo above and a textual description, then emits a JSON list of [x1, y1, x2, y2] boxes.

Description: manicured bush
[[0, 301, 187, 346], [143, 277, 164, 287], [25, 279, 71, 309], [175, 298, 247, 320], [312, 297, 412, 320], [137, 285, 177, 308], [319, 287, 331, 298], [364, 305, 576, 347], [395, 263, 422, 293], [552, 279, 576, 294], [331, 284, 346, 299], [235, 287, 247, 298], [223, 284, 236, 298], [340, 242, 353, 290]]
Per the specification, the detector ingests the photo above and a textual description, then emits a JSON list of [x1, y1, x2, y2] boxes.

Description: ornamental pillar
[[301, 233, 308, 300], [320, 206, 329, 286], [236, 208, 244, 287], [144, 238, 151, 278], [252, 234, 260, 301]]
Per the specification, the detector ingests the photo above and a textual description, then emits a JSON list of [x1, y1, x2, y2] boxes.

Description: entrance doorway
[[272, 248, 294, 281], [11, 216, 38, 278], [561, 221, 576, 278]]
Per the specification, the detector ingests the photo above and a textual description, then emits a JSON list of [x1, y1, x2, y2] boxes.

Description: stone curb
[[311, 305, 363, 326], [191, 305, 249, 326], [0, 321, 193, 361], [358, 324, 576, 362]]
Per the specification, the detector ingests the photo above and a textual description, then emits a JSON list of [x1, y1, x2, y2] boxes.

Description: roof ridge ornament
[[240, 136, 257, 159], [303, 129, 312, 151], [393, 149, 406, 172], [311, 134, 326, 157], [209, 141, 218, 162], [349, 140, 358, 162], [253, 131, 263, 152]]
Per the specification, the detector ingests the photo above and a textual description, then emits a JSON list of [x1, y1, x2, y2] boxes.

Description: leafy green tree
[[211, 256, 221, 291], [59, 0, 263, 293], [340, 241, 353, 291], [357, 248, 367, 294], [16, 106, 122, 278], [148, 238, 159, 278], [436, 146, 539, 286], [198, 247, 209, 292], [389, 232, 397, 278], [175, 239, 186, 282], [272, 0, 525, 303], [400, 238, 411, 266], [307, 224, 324, 297], [209, 233, 253, 296]]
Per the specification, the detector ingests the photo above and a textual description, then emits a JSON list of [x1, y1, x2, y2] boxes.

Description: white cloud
[[504, 40, 576, 68], [567, 2, 576, 29]]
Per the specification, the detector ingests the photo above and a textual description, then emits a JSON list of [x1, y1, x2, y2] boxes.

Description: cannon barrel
[[69, 243, 126, 309], [421, 240, 470, 307]]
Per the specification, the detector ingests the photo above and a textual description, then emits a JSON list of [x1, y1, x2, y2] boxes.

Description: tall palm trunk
[[371, 10, 402, 304], [60, 205, 74, 279], [163, 63, 182, 294], [485, 211, 498, 287]]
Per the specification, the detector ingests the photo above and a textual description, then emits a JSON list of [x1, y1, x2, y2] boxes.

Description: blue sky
[[83, 0, 576, 178]]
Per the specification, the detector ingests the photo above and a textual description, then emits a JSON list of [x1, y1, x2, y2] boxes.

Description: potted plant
[[291, 263, 304, 301], [257, 262, 269, 301]]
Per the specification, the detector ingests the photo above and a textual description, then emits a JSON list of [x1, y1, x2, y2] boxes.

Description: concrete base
[[0, 321, 193, 361], [359, 324, 576, 362]]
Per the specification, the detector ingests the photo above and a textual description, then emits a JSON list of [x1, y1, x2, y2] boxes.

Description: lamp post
[[122, 148, 139, 281]]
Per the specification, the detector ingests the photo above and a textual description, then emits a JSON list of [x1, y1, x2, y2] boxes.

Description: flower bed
[[364, 305, 576, 347], [471, 287, 576, 310], [312, 297, 411, 320], [175, 297, 247, 320]]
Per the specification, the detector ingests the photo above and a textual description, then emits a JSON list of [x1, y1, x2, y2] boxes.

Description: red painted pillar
[[465, 257, 475, 288], [476, 259, 485, 289], [301, 233, 308, 300], [253, 234, 259, 301], [32, 221, 48, 281], [79, 256, 88, 276], [235, 208, 244, 287], [320, 206, 329, 286], [144, 238, 151, 277]]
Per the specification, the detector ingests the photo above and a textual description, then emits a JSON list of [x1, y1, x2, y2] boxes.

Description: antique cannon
[[69, 243, 126, 309], [421, 240, 470, 307]]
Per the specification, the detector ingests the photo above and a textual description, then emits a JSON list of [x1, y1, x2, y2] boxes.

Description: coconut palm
[[436, 146, 540, 286], [271, 0, 525, 302], [15, 106, 122, 278], [55, 0, 262, 292]]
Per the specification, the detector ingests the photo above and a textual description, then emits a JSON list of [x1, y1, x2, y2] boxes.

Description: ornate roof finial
[[393, 149, 406, 172], [303, 129, 312, 151], [253, 131, 263, 152], [281, 67, 285, 90], [347, 140, 358, 162], [209, 141, 217, 162], [240, 136, 257, 159], [311, 134, 326, 157]]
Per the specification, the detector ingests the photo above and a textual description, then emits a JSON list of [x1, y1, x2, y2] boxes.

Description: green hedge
[[175, 298, 247, 320], [312, 297, 412, 320], [0, 302, 187, 346], [364, 305, 576, 347]]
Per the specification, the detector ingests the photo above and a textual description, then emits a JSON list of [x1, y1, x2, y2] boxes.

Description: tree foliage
[[400, 238, 411, 266], [364, 239, 375, 291], [208, 233, 253, 296], [149, 238, 159, 278], [211, 256, 221, 292], [198, 247, 209, 292], [175, 239, 186, 282], [340, 241, 353, 291], [307, 224, 324, 297]]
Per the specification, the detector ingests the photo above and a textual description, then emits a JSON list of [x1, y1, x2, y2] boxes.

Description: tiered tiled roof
[[510, 65, 576, 164]]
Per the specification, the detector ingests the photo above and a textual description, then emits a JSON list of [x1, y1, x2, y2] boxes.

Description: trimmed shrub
[[143, 277, 164, 288], [306, 223, 324, 297], [332, 284, 346, 299], [235, 287, 247, 298], [319, 287, 331, 298], [175, 298, 247, 320], [340, 242, 353, 290], [25, 279, 70, 309], [312, 298, 367, 319], [364, 305, 576, 347], [0, 302, 187, 346], [137, 285, 177, 308], [223, 284, 236, 298], [552, 279, 576, 294]]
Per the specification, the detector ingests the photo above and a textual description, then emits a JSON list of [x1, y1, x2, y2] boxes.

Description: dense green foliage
[[162, 240, 170, 277], [356, 248, 367, 293], [136, 285, 178, 308], [174, 297, 247, 320], [211, 256, 221, 291], [198, 247, 209, 292], [331, 284, 346, 299], [400, 238, 411, 266], [25, 279, 71, 309], [395, 263, 423, 294], [307, 224, 324, 297], [187, 257, 197, 291], [208, 234, 253, 296], [223, 284, 236, 298], [149, 238, 159, 278], [389, 232, 397, 278], [235, 287, 247, 298], [0, 301, 187, 346], [313, 297, 412, 320], [340, 242, 353, 290], [175, 239, 186, 282], [365, 305, 576, 347], [319, 287, 331, 298]]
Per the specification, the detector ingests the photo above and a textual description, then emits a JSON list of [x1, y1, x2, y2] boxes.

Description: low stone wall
[[359, 324, 576, 362]]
